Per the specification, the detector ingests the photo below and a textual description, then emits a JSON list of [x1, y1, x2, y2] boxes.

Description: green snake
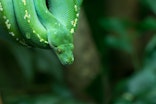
[[0, 0, 82, 65]]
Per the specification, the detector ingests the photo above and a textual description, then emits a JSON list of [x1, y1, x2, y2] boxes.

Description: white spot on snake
[[9, 32, 15, 36], [69, 4, 80, 34], [27, 20, 30, 23], [5, 19, 11, 29], [74, 5, 78, 12], [71, 18, 78, 28], [71, 21, 74, 25], [24, 10, 31, 24], [0, 1, 30, 46], [33, 30, 36, 33], [24, 10, 31, 20], [22, 0, 27, 6], [36, 34, 45, 43], [33, 30, 48, 44], [70, 28, 74, 34], [44, 41, 48, 44], [24, 8, 48, 44], [76, 13, 79, 17], [74, 18, 78, 25], [0, 2, 3, 11]]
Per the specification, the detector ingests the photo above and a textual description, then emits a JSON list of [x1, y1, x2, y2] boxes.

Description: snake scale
[[0, 0, 82, 65]]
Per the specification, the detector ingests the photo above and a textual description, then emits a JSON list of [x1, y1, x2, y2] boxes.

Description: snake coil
[[0, 0, 82, 64]]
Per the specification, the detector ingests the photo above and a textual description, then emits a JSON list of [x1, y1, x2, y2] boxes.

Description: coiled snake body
[[0, 0, 82, 64]]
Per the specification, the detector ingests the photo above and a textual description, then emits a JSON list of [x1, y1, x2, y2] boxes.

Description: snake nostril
[[66, 57, 74, 64]]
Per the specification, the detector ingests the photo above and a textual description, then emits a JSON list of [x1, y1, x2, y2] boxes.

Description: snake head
[[54, 43, 74, 65], [48, 29, 74, 65]]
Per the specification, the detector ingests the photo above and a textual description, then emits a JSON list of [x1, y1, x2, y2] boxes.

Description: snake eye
[[56, 48, 63, 54]]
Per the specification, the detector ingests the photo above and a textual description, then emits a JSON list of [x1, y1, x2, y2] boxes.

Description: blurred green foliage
[[1, 0, 156, 104], [84, 0, 156, 103]]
